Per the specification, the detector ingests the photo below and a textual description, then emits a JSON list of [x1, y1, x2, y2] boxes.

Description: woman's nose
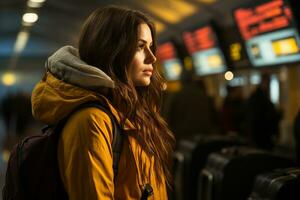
[[146, 48, 157, 64]]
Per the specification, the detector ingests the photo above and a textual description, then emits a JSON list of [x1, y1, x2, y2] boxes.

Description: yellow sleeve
[[58, 107, 115, 200]]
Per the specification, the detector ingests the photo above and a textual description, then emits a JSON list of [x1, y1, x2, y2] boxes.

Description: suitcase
[[198, 146, 295, 200], [249, 167, 300, 200], [172, 134, 245, 200]]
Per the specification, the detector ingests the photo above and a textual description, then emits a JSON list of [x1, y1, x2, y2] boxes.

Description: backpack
[[2, 102, 124, 200]]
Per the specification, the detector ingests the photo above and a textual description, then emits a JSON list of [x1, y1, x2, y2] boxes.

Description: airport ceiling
[[0, 0, 252, 70]]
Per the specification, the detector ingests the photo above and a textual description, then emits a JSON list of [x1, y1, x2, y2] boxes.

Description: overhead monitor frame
[[157, 41, 184, 81], [232, 0, 300, 67], [182, 22, 227, 76]]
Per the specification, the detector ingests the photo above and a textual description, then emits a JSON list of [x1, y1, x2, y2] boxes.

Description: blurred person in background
[[0, 92, 36, 150], [294, 110, 300, 165], [220, 85, 245, 136], [31, 6, 175, 200], [166, 70, 219, 141], [242, 73, 281, 150]]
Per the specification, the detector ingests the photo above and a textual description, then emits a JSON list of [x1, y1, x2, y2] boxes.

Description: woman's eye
[[137, 44, 144, 50]]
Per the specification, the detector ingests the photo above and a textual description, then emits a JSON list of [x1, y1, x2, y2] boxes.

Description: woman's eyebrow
[[138, 39, 153, 46]]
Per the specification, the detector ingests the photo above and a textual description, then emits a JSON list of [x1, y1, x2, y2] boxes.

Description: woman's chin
[[134, 78, 151, 87]]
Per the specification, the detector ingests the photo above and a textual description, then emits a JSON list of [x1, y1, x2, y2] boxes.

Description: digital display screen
[[221, 25, 252, 69], [183, 25, 226, 76], [233, 0, 300, 66], [157, 42, 183, 81]]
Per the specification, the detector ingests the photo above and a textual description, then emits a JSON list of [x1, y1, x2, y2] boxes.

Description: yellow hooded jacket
[[31, 46, 168, 200]]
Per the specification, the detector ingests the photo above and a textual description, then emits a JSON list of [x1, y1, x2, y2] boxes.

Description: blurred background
[[1, 0, 300, 199]]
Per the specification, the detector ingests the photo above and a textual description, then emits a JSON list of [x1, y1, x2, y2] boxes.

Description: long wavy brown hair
[[78, 6, 175, 187]]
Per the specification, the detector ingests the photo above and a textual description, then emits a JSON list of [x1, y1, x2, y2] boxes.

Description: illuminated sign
[[272, 37, 299, 56], [234, 0, 292, 40], [233, 0, 300, 66], [221, 25, 251, 69], [183, 25, 226, 76], [230, 43, 242, 61], [183, 26, 216, 54], [157, 42, 183, 81], [157, 42, 176, 61]]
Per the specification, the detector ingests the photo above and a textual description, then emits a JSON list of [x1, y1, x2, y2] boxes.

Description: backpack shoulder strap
[[58, 101, 124, 183]]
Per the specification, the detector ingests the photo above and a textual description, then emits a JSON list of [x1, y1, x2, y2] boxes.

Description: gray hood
[[46, 45, 115, 89]]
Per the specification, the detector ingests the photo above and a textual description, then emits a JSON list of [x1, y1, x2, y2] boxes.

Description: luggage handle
[[198, 169, 214, 200], [287, 168, 300, 176]]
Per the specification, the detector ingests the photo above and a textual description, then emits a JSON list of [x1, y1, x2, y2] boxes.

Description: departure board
[[182, 25, 226, 76], [157, 42, 183, 81], [233, 0, 300, 67]]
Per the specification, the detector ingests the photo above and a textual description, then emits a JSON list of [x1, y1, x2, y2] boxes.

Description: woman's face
[[129, 23, 156, 86]]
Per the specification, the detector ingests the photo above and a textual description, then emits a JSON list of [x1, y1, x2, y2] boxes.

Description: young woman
[[31, 6, 175, 200]]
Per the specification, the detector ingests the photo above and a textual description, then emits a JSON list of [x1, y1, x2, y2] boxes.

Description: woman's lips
[[143, 69, 153, 76]]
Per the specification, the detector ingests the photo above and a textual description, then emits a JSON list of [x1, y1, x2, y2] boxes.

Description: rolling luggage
[[172, 134, 245, 200], [198, 146, 295, 200], [249, 167, 300, 200]]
